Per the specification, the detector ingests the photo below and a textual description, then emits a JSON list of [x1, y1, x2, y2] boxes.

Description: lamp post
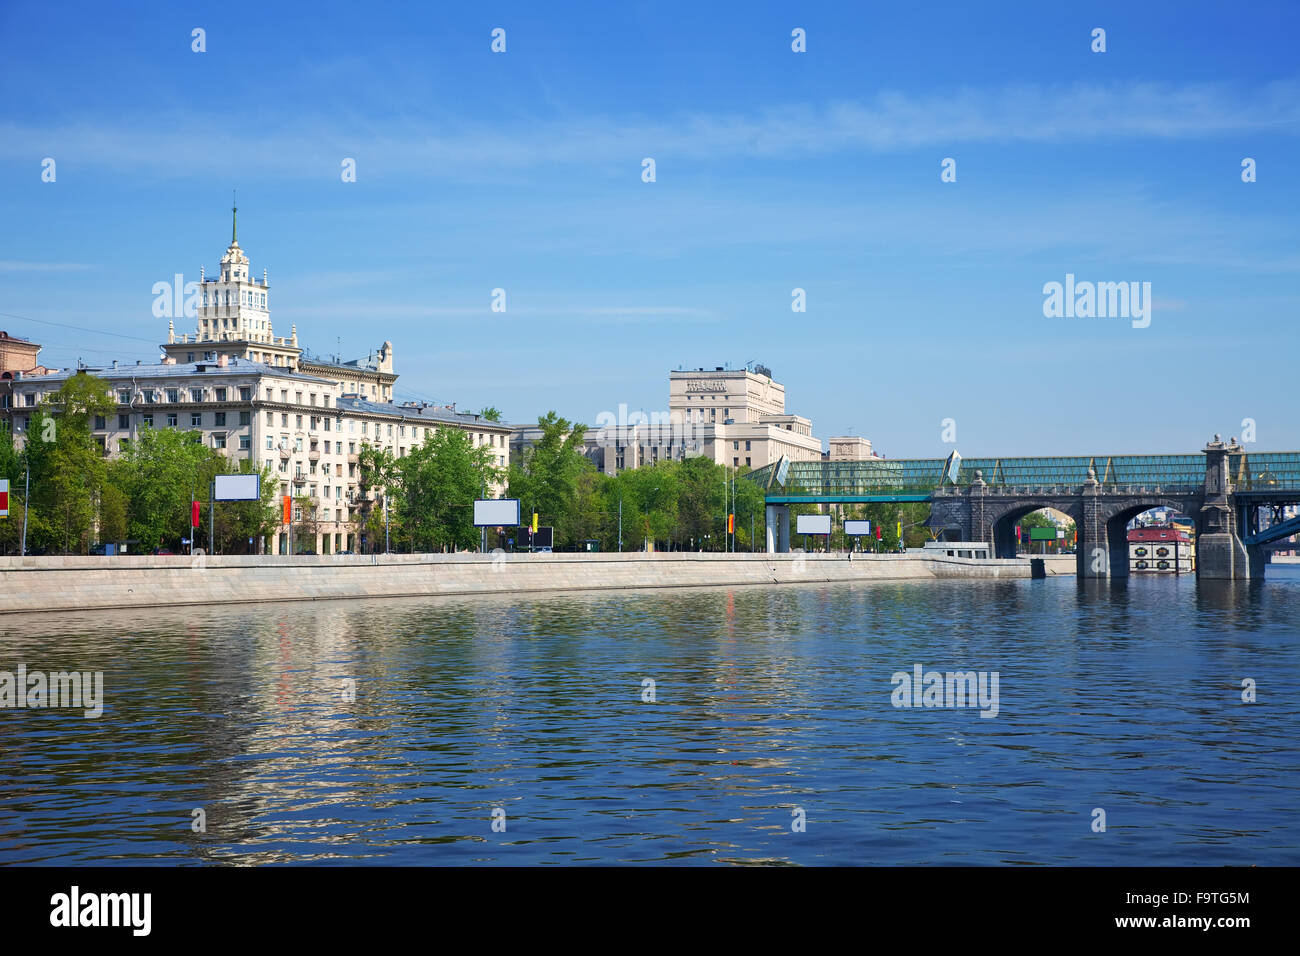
[[20, 458, 30, 556]]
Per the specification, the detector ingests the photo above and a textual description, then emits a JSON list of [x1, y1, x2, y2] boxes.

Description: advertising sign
[[474, 498, 521, 528], [796, 514, 832, 535], [213, 474, 261, 501]]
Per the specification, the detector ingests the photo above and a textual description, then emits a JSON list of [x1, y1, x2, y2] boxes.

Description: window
[[745, 441, 751, 451], [213, 433, 226, 449], [280, 390, 288, 402], [733, 441, 738, 450], [348, 443, 355, 454], [191, 413, 202, 427], [239, 435, 251, 450], [118, 414, 130, 429], [295, 437, 303, 451], [266, 388, 273, 400], [215, 388, 227, 402], [296, 415, 304, 428], [118, 390, 129, 404], [239, 387, 252, 401], [733, 457, 739, 467], [746, 457, 751, 467], [281, 413, 288, 427], [310, 394, 316, 406], [349, 420, 355, 433], [93, 415, 106, 430], [296, 392, 303, 404], [266, 411, 273, 424], [214, 412, 226, 426], [266, 436, 274, 450], [142, 414, 153, 427], [166, 413, 178, 427], [239, 411, 250, 426], [387, 424, 393, 437], [166, 389, 179, 403], [191, 388, 204, 402]]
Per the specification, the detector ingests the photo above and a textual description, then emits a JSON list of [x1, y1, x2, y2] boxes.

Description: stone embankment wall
[[0, 551, 1069, 615]]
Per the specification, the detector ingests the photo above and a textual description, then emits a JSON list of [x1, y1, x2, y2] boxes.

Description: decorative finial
[[232, 189, 238, 244], [1214, 433, 1221, 442]]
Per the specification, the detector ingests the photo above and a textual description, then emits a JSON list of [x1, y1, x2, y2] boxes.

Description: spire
[[231, 190, 238, 244]]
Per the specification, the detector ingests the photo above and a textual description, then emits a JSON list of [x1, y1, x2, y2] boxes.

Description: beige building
[[574, 365, 831, 474], [8, 217, 510, 554]]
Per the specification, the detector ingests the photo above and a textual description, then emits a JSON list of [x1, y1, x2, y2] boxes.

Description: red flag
[[192, 501, 201, 528]]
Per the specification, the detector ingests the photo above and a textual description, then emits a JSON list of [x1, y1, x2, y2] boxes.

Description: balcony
[[308, 450, 320, 462], [278, 448, 291, 459], [292, 474, 306, 486]]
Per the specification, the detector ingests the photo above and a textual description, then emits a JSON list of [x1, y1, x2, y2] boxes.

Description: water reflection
[[1, 569, 1298, 865]]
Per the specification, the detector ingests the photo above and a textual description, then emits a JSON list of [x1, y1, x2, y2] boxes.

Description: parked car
[[154, 548, 174, 555], [337, 549, 354, 555]]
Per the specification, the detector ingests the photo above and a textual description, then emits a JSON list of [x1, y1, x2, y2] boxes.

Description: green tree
[[114, 427, 215, 551], [25, 372, 114, 553], [399, 427, 500, 551], [508, 411, 589, 548], [357, 444, 399, 552], [478, 407, 502, 422]]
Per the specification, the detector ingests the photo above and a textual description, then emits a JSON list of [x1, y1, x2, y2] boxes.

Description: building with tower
[[8, 208, 510, 555]]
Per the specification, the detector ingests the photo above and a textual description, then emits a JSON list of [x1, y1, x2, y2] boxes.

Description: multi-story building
[[8, 214, 510, 554], [538, 365, 834, 475]]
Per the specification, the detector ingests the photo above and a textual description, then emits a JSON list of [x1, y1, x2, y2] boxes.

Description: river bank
[[0, 551, 1076, 615]]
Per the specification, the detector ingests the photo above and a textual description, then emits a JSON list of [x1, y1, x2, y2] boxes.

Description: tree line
[[1, 371, 937, 555], [0, 372, 275, 555]]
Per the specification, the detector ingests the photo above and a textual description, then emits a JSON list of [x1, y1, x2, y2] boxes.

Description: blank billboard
[[796, 514, 832, 535], [474, 498, 520, 527], [213, 474, 260, 501], [844, 519, 871, 536]]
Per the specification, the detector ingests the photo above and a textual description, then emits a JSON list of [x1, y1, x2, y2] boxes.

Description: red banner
[[191, 500, 200, 527]]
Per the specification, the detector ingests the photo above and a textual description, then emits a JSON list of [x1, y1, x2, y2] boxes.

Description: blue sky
[[1, 0, 1296, 456]]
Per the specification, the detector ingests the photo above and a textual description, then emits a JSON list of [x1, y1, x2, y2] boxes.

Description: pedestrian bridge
[[747, 439, 1300, 579]]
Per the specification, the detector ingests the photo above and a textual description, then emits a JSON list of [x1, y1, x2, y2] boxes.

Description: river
[[2, 569, 1297, 865]]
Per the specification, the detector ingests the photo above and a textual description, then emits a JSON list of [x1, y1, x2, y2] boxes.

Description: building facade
[[8, 217, 510, 554], [535, 365, 838, 475]]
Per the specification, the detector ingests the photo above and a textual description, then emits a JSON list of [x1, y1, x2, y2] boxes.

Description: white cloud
[[4, 79, 1296, 179]]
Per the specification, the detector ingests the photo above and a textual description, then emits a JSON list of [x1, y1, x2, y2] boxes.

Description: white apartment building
[[8, 216, 510, 554]]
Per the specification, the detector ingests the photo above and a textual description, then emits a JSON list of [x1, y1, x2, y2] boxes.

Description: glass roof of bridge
[[746, 452, 1300, 497]]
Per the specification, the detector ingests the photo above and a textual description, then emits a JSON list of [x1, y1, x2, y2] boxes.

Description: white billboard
[[213, 474, 260, 501], [796, 514, 832, 535], [844, 519, 871, 536], [474, 498, 520, 527]]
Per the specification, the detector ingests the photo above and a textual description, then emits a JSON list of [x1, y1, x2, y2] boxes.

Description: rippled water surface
[[2, 570, 1298, 865]]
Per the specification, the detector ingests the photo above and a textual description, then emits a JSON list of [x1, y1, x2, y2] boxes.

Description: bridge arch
[[1088, 498, 1199, 578], [987, 500, 1082, 559]]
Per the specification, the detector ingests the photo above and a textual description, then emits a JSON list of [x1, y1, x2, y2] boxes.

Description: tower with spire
[[162, 197, 301, 369]]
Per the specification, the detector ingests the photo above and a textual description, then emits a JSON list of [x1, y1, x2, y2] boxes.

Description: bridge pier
[[765, 504, 790, 553], [1197, 436, 1251, 580]]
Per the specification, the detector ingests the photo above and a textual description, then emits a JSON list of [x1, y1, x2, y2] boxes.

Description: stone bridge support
[[1198, 436, 1251, 579]]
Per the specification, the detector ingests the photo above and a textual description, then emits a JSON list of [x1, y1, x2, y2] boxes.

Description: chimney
[[217, 353, 228, 367], [112, 360, 117, 369]]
